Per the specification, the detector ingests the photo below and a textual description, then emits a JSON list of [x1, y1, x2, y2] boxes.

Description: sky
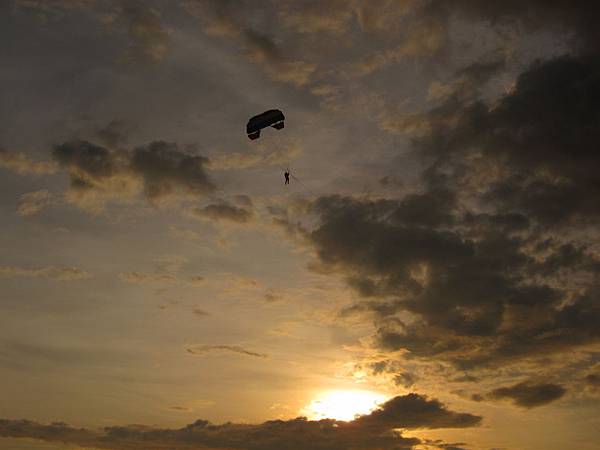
[[1, 1, 600, 450]]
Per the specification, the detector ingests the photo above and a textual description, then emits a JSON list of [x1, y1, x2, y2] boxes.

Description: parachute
[[246, 109, 285, 140]]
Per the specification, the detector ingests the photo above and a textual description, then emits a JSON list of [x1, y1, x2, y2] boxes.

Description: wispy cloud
[[0, 265, 90, 281], [186, 344, 268, 358], [0, 149, 58, 175]]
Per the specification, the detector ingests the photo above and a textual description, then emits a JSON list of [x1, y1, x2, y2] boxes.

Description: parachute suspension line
[[290, 173, 317, 198]]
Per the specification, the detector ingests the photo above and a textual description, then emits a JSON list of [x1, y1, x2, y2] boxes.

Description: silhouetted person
[[284, 171, 290, 185]]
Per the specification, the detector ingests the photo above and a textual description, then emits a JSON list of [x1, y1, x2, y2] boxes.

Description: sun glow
[[303, 390, 387, 421]]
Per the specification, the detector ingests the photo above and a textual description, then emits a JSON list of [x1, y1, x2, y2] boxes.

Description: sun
[[303, 390, 387, 421]]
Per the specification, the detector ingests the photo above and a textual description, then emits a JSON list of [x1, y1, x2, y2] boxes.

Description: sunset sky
[[1, 1, 600, 450]]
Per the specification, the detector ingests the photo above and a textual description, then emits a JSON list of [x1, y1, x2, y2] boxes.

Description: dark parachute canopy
[[246, 109, 285, 140]]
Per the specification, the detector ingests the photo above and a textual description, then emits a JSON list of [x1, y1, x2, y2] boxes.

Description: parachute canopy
[[246, 109, 285, 140]]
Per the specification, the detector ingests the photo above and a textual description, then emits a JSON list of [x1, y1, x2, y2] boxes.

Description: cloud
[[585, 372, 600, 390], [183, 0, 316, 86], [168, 405, 193, 412], [119, 255, 204, 286], [356, 394, 481, 430], [17, 190, 55, 217], [294, 48, 600, 379], [0, 265, 90, 281], [417, 56, 600, 227], [353, 17, 446, 75], [278, 0, 354, 35], [263, 289, 285, 304], [190, 202, 254, 224], [428, 0, 600, 55], [276, 0, 417, 39], [380, 59, 505, 135], [119, 271, 179, 284], [52, 140, 215, 211], [95, 119, 137, 148], [12, 0, 97, 21], [0, 393, 480, 450], [487, 381, 567, 408], [186, 345, 267, 358], [0, 149, 58, 175], [192, 308, 210, 317], [233, 194, 253, 207], [209, 144, 302, 171], [118, 1, 170, 63], [305, 189, 600, 370], [119, 272, 203, 286]]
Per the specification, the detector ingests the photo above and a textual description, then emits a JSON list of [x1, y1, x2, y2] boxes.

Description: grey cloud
[[192, 308, 210, 317], [429, 0, 600, 54], [13, 0, 169, 63], [186, 345, 267, 358], [95, 119, 137, 148], [52, 140, 215, 209], [119, 271, 179, 284], [364, 360, 417, 387], [118, 1, 170, 63], [233, 194, 253, 207], [418, 56, 600, 227], [585, 373, 600, 389], [11, 0, 97, 20], [300, 48, 600, 376], [307, 192, 600, 369], [278, 0, 354, 35], [0, 393, 480, 450], [394, 372, 417, 388], [17, 190, 55, 217], [130, 141, 215, 200], [119, 272, 204, 286], [354, 15, 446, 75], [355, 394, 481, 430], [0, 265, 90, 281], [191, 202, 253, 224], [184, 0, 316, 86], [488, 381, 566, 408], [263, 289, 284, 303]]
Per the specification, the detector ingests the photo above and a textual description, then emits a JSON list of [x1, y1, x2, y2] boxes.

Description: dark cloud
[[130, 141, 214, 200], [0, 393, 479, 450], [301, 41, 600, 375], [585, 373, 600, 389], [419, 56, 600, 227], [488, 381, 566, 408], [95, 119, 137, 148], [394, 372, 418, 388], [307, 189, 600, 369], [363, 360, 417, 387], [355, 394, 481, 430], [52, 140, 215, 209], [191, 202, 253, 224]]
